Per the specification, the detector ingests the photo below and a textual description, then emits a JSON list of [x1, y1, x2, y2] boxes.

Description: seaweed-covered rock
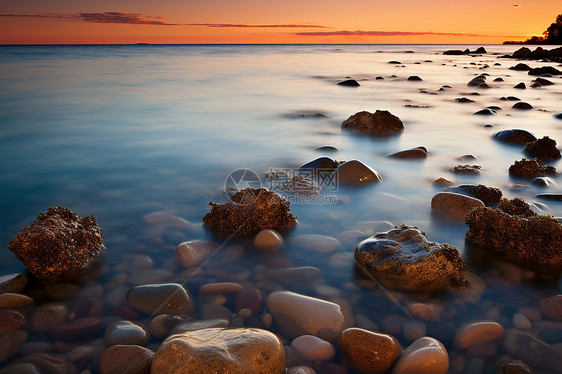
[[465, 198, 562, 267], [509, 158, 557, 178], [8, 206, 104, 281], [341, 110, 404, 137], [448, 184, 502, 206], [524, 136, 561, 159], [451, 165, 482, 175], [354, 225, 470, 292], [202, 188, 297, 236], [492, 129, 537, 144]]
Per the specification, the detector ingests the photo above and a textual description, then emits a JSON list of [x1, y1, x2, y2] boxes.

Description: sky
[[0, 0, 560, 44]]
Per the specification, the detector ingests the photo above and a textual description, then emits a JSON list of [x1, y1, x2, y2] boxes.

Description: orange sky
[[0, 0, 559, 44]]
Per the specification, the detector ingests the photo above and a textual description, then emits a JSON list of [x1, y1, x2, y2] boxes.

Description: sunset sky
[[0, 0, 560, 44]]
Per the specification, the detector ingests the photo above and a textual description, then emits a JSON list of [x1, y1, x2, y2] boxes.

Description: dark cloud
[[0, 12, 328, 28], [296, 30, 487, 37]]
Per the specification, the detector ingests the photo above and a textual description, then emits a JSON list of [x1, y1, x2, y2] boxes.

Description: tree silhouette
[[505, 13, 562, 44]]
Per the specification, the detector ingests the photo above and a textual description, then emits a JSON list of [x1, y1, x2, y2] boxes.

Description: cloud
[[296, 30, 489, 37], [0, 12, 329, 28]]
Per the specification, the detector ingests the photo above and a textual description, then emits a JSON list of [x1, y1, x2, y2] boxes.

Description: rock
[[7, 353, 79, 374], [30, 302, 69, 333], [474, 47, 487, 54], [0, 293, 33, 308], [494, 77, 504, 82], [492, 129, 537, 144], [149, 314, 185, 337], [532, 176, 557, 187], [335, 160, 382, 186], [341, 110, 404, 137], [289, 234, 341, 253], [265, 290, 348, 342], [388, 60, 401, 64], [451, 165, 481, 175], [50, 317, 102, 341], [524, 136, 561, 159], [468, 76, 488, 88], [474, 108, 496, 115], [0, 274, 28, 294], [254, 229, 284, 250], [199, 282, 243, 295], [444, 49, 464, 55], [403, 320, 427, 342], [431, 192, 485, 221], [234, 288, 263, 315], [291, 335, 335, 361], [337, 79, 360, 87], [287, 366, 316, 374], [126, 283, 194, 315], [8, 206, 104, 280], [392, 336, 449, 374], [539, 295, 562, 320], [448, 184, 502, 206], [432, 177, 453, 185], [495, 359, 533, 374], [387, 147, 428, 159], [172, 319, 229, 334], [407, 76, 423, 81], [512, 102, 533, 110], [299, 157, 339, 171], [202, 188, 297, 236], [513, 313, 532, 330], [0, 309, 25, 333], [0, 330, 27, 363], [509, 158, 557, 178], [354, 224, 469, 292], [104, 320, 150, 347], [528, 66, 561, 76], [465, 197, 562, 267], [556, 113, 562, 120], [512, 47, 531, 58], [338, 328, 401, 374], [268, 266, 322, 284], [503, 328, 562, 372], [0, 363, 41, 374], [99, 344, 154, 374], [175, 240, 219, 268], [455, 97, 474, 103], [314, 145, 338, 152], [454, 321, 504, 350], [407, 302, 443, 321], [510, 63, 531, 71], [514, 82, 526, 89], [534, 77, 554, 86], [151, 328, 285, 374]]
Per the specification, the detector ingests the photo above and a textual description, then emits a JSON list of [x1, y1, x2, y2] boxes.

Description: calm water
[[1, 44, 562, 371]]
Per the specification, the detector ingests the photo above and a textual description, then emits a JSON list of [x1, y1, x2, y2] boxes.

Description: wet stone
[[99, 344, 154, 374], [539, 295, 562, 320], [126, 283, 194, 316], [234, 287, 263, 315], [524, 136, 561, 159], [50, 317, 102, 341], [447, 184, 502, 206], [474, 108, 496, 115], [509, 158, 557, 178], [254, 229, 284, 251], [387, 147, 427, 159], [291, 335, 335, 361], [454, 321, 504, 350], [336, 160, 382, 185], [452, 165, 481, 175], [0, 293, 33, 308], [0, 330, 28, 363], [199, 282, 243, 295], [0, 309, 26, 334], [104, 320, 150, 347], [341, 110, 404, 137], [338, 328, 401, 374], [492, 129, 537, 144], [175, 240, 219, 268], [337, 79, 360, 87], [431, 192, 485, 221], [392, 336, 449, 374], [0, 273, 28, 294], [31, 302, 69, 333], [512, 102, 533, 110]]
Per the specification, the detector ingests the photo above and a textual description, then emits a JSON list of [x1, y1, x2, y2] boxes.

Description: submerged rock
[[355, 225, 470, 292], [513, 101, 533, 110], [8, 206, 104, 281], [431, 192, 485, 221], [337, 79, 360, 87], [152, 328, 285, 374], [451, 165, 482, 175], [528, 66, 561, 76], [338, 328, 401, 374], [524, 136, 561, 159], [492, 129, 537, 144], [202, 188, 297, 236], [341, 110, 404, 137], [474, 108, 496, 115], [387, 146, 428, 159], [509, 158, 557, 178], [468, 75, 488, 88], [509, 63, 531, 71], [465, 198, 562, 268], [335, 160, 382, 186], [448, 184, 502, 206]]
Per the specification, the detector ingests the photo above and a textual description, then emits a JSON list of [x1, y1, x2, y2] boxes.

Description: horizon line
[[0, 42, 540, 46]]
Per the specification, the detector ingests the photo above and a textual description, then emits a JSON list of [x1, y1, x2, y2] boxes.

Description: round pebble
[[234, 288, 263, 315], [254, 229, 284, 250], [126, 283, 194, 315], [539, 295, 562, 320], [99, 344, 155, 374], [0, 330, 28, 363], [0, 293, 33, 308], [175, 240, 218, 268], [338, 327, 401, 374], [291, 335, 335, 361], [104, 320, 150, 347], [149, 314, 185, 337], [0, 309, 26, 333], [31, 302, 69, 333], [454, 321, 504, 350], [287, 366, 317, 374], [392, 336, 449, 374], [199, 282, 243, 295], [513, 313, 532, 330]]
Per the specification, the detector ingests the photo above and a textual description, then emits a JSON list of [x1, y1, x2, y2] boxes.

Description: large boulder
[[465, 198, 562, 268], [202, 188, 297, 236], [341, 110, 404, 137], [151, 328, 285, 374], [354, 225, 470, 292], [8, 206, 104, 280], [492, 129, 537, 144], [524, 136, 561, 159], [528, 66, 561, 76]]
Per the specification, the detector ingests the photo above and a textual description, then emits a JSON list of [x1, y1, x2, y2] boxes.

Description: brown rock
[[509, 158, 557, 178], [202, 188, 297, 236], [0, 309, 26, 333], [338, 328, 401, 374], [341, 110, 404, 137], [392, 336, 449, 374], [454, 321, 504, 350], [0, 273, 28, 294], [335, 160, 382, 186], [0, 330, 27, 363], [99, 344, 154, 374], [431, 192, 485, 221], [8, 206, 104, 280], [452, 165, 482, 175], [539, 295, 562, 320], [524, 136, 561, 159]]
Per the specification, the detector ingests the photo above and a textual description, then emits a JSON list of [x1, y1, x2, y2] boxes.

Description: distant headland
[[504, 14, 561, 44]]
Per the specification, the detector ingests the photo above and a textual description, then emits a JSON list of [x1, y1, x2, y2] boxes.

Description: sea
[[1, 44, 561, 371]]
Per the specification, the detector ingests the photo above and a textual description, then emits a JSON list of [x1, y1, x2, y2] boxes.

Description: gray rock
[[104, 320, 150, 347]]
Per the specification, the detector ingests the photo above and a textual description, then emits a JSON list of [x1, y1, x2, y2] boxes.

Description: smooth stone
[[0, 273, 28, 294], [336, 160, 382, 186], [287, 366, 317, 374], [290, 234, 341, 253], [99, 344, 154, 374], [468, 75, 487, 87], [128, 269, 173, 285], [474, 108, 496, 115], [175, 240, 219, 268], [514, 82, 526, 89], [337, 79, 360, 87], [431, 192, 485, 221], [0, 363, 41, 374], [265, 290, 348, 342], [555, 113, 562, 120], [268, 266, 323, 284], [465, 342, 497, 357], [0, 309, 26, 333], [151, 328, 285, 374], [254, 229, 284, 251], [234, 288, 263, 315], [199, 282, 243, 295], [200, 304, 232, 321], [8, 353, 78, 374], [0, 293, 33, 308], [454, 321, 504, 350], [172, 319, 230, 334], [149, 314, 185, 337], [407, 303, 442, 321], [539, 295, 562, 320], [338, 327, 401, 374], [492, 129, 537, 144], [513, 102, 533, 110], [126, 283, 194, 315], [104, 320, 150, 347], [387, 147, 428, 159], [531, 177, 556, 187], [503, 328, 562, 372], [31, 302, 69, 333], [291, 335, 335, 361], [392, 336, 449, 374], [299, 157, 339, 171], [494, 359, 533, 374], [513, 313, 532, 330], [407, 76, 423, 81], [315, 145, 338, 152], [0, 330, 27, 363]]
